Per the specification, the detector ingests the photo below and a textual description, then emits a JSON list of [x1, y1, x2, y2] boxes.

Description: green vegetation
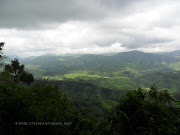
[[170, 62, 180, 71], [0, 81, 76, 134], [20, 50, 180, 91], [3, 58, 34, 85], [0, 43, 180, 134], [1, 77, 179, 134], [64, 72, 101, 79], [95, 87, 180, 135], [51, 80, 126, 117], [43, 75, 63, 80]]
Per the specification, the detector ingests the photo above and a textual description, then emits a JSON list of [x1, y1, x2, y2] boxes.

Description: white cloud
[[0, 0, 180, 56], [0, 22, 128, 57], [53, 42, 128, 55]]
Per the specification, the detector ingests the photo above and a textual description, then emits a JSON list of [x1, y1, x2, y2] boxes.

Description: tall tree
[[4, 58, 34, 85], [0, 42, 6, 67]]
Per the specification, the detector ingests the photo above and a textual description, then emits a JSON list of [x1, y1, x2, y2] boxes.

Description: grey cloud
[[0, 0, 178, 29], [0, 0, 144, 29], [122, 39, 174, 49], [0, 0, 104, 29]]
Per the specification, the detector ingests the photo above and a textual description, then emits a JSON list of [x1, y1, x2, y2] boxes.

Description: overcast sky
[[0, 0, 180, 57]]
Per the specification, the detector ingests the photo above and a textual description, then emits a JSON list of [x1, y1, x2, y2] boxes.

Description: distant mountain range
[[8, 55, 22, 60], [17, 50, 180, 60], [20, 50, 178, 73], [12, 50, 178, 91]]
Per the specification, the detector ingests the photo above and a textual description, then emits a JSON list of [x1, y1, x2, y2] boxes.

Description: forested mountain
[[20, 50, 180, 91], [18, 50, 180, 117], [21, 50, 178, 74], [34, 80, 127, 118], [164, 50, 180, 57]]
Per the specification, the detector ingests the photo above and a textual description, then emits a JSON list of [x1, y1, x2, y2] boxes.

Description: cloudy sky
[[0, 0, 180, 57]]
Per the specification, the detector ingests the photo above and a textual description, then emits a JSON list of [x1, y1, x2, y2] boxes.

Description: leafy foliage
[[95, 87, 180, 135], [41, 80, 127, 118], [0, 42, 7, 67], [0, 80, 95, 135], [4, 58, 34, 85]]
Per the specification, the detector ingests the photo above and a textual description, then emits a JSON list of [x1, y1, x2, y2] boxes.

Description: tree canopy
[[4, 58, 34, 85], [0, 42, 6, 67], [95, 87, 180, 135]]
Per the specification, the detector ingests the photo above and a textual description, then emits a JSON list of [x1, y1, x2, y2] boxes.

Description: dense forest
[[20, 50, 180, 91], [1, 42, 180, 135]]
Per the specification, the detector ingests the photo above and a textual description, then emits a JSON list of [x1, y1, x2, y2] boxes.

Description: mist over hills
[[19, 50, 180, 61], [8, 55, 22, 60], [164, 50, 180, 57]]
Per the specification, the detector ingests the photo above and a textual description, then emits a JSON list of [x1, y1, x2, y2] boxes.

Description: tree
[[96, 87, 180, 135], [0, 42, 4, 56], [0, 80, 78, 135], [0, 42, 7, 67], [4, 58, 34, 85]]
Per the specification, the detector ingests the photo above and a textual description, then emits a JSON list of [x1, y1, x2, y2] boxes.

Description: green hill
[[20, 50, 180, 91]]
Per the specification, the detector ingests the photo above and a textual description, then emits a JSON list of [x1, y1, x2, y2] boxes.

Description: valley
[[17, 50, 180, 117]]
